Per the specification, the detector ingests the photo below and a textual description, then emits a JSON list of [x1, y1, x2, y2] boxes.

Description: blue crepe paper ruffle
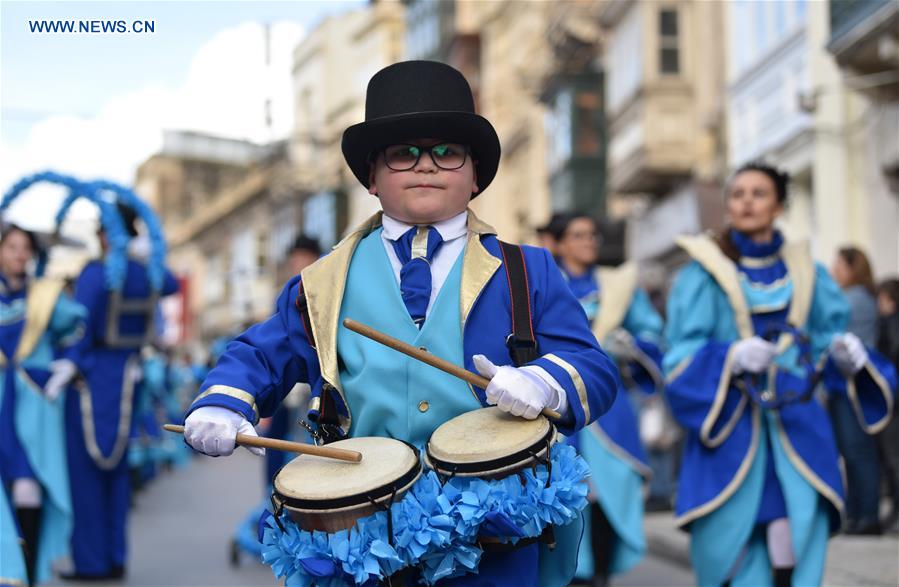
[[261, 443, 589, 586]]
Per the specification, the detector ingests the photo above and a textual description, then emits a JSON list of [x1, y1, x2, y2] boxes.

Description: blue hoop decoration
[[1, 170, 129, 290], [735, 323, 820, 409], [86, 179, 167, 292]]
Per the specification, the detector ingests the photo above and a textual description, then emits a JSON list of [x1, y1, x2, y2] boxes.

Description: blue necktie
[[391, 226, 444, 327]]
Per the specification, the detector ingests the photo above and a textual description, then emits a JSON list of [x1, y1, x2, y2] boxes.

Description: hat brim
[[341, 111, 501, 197]]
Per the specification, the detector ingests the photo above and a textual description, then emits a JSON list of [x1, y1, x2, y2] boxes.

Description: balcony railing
[[830, 0, 890, 45]]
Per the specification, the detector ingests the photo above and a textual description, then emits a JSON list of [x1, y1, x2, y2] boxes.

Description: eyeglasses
[[381, 143, 470, 171]]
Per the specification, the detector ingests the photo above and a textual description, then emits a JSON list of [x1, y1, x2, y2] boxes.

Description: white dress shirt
[[380, 210, 469, 318]]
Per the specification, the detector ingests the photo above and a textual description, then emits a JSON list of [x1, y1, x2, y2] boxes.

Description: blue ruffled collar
[[730, 229, 784, 263]]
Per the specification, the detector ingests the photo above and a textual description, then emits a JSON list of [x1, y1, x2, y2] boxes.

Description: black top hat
[[341, 60, 501, 197]]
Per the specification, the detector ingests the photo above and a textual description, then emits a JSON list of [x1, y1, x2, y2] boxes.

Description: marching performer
[[62, 204, 179, 580], [664, 162, 896, 586], [182, 60, 621, 585], [0, 224, 86, 585], [549, 213, 665, 585]]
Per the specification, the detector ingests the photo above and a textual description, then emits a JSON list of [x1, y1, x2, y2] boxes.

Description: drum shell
[[425, 408, 558, 480], [274, 465, 422, 533], [272, 436, 423, 534]]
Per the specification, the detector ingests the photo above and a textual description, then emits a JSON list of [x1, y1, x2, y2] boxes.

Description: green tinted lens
[[385, 145, 420, 168], [432, 143, 465, 168]]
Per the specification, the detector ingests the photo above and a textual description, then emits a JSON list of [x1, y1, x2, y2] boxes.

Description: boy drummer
[[183, 60, 620, 585]]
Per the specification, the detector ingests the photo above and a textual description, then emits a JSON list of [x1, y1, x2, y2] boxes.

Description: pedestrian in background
[[663, 162, 895, 586], [0, 224, 86, 586], [876, 278, 899, 532], [536, 212, 566, 258], [551, 212, 665, 586], [829, 246, 883, 534]]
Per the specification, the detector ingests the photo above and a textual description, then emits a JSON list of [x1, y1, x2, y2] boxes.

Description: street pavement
[[48, 449, 273, 586], [45, 449, 697, 586], [644, 511, 899, 587]]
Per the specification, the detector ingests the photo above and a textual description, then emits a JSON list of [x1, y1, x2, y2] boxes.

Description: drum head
[[274, 436, 421, 512], [426, 407, 555, 477]]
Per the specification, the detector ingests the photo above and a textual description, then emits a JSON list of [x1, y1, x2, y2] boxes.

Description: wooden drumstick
[[162, 424, 362, 463], [342, 318, 562, 420]]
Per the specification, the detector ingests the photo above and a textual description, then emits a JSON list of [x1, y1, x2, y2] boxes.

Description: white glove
[[472, 355, 562, 419], [731, 337, 778, 374], [830, 333, 868, 376], [183, 406, 265, 457], [44, 359, 77, 401], [602, 329, 638, 362]]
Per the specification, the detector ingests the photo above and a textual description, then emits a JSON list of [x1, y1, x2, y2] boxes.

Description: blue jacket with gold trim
[[664, 234, 895, 530], [190, 210, 619, 440]]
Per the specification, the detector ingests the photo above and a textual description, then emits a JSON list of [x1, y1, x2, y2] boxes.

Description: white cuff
[[521, 365, 569, 416]]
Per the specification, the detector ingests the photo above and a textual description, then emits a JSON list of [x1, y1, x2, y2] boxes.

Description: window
[[256, 229, 268, 272], [573, 91, 602, 157], [606, 5, 643, 113], [659, 8, 679, 75], [546, 90, 572, 173]]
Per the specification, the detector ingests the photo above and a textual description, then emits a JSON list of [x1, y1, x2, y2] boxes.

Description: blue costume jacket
[[563, 263, 664, 577], [0, 275, 86, 584], [191, 210, 620, 586], [63, 257, 178, 576], [664, 232, 895, 586]]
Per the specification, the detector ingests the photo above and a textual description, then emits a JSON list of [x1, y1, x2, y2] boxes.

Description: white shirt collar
[[381, 210, 469, 242]]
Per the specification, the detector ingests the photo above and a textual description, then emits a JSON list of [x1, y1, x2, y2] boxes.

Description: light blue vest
[[337, 229, 481, 447]]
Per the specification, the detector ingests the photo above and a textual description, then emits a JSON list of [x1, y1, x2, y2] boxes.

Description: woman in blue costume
[[0, 224, 87, 585], [664, 162, 896, 587], [550, 213, 664, 585]]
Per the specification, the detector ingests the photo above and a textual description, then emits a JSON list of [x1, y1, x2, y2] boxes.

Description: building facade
[[826, 0, 899, 277], [727, 0, 898, 275], [601, 0, 729, 267], [136, 131, 302, 344], [291, 2, 405, 240]]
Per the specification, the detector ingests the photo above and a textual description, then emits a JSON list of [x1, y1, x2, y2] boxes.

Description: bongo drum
[[272, 436, 421, 533], [425, 407, 557, 479]]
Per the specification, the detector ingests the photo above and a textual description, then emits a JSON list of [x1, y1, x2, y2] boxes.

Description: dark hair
[[878, 278, 899, 310], [116, 202, 139, 238], [732, 161, 790, 204], [548, 212, 597, 242], [0, 223, 40, 254], [536, 213, 567, 237], [288, 234, 322, 257], [838, 246, 876, 295]]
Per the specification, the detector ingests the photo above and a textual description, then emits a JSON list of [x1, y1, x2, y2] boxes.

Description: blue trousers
[[829, 393, 881, 527], [65, 390, 130, 575]]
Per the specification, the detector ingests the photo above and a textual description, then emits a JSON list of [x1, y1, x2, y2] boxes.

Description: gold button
[[418, 400, 430, 413]]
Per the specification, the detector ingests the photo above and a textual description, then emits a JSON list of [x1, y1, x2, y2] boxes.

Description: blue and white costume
[[0, 275, 86, 584], [664, 231, 896, 586], [63, 258, 178, 577], [190, 210, 621, 586], [562, 263, 664, 578]]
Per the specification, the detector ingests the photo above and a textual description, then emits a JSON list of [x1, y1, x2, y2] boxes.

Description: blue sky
[[1, 1, 362, 145], [0, 0, 363, 229]]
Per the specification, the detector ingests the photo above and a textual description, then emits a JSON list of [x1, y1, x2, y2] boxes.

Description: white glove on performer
[[830, 332, 868, 376], [44, 359, 77, 401], [731, 337, 778, 374], [472, 355, 566, 420], [184, 406, 264, 457]]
